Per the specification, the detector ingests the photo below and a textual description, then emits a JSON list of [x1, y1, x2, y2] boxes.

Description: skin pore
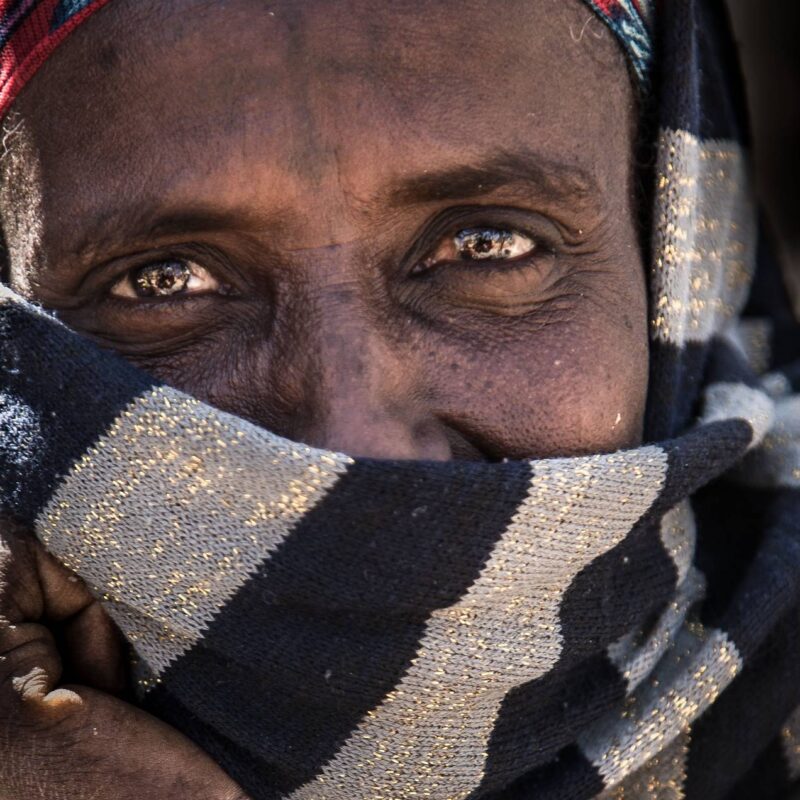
[[2, 0, 648, 462], [0, 0, 648, 796]]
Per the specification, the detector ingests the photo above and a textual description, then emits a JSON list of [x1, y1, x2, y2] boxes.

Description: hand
[[0, 516, 249, 800]]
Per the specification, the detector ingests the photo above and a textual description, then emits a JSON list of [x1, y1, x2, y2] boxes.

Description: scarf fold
[[1, 1, 800, 799]]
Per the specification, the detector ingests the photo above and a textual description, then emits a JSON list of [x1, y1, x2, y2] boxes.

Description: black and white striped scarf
[[1, 1, 799, 798]]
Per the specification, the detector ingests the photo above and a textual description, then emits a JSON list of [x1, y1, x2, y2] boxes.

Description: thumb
[[33, 538, 128, 695]]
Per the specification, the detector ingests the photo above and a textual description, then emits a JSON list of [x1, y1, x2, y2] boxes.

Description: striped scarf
[[2, 1, 800, 799]]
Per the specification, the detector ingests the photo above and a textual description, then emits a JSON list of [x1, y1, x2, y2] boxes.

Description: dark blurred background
[[726, 0, 800, 317]]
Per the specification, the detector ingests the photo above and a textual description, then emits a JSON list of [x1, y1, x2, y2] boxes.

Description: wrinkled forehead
[[16, 0, 635, 162], [1, 0, 651, 119], [30, 0, 631, 114], [5, 0, 638, 264]]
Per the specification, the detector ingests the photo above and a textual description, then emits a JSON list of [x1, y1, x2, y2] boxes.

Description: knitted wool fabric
[[2, 3, 800, 800]]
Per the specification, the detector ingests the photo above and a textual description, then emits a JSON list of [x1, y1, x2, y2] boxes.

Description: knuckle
[[0, 625, 63, 726], [0, 520, 41, 623]]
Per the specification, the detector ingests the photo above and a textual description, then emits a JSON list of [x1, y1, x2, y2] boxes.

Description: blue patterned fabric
[[582, 0, 654, 85], [50, 0, 98, 30]]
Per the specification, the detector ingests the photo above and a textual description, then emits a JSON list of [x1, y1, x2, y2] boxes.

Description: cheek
[[421, 300, 649, 460]]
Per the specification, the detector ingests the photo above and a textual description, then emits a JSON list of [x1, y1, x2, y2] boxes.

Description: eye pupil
[[133, 261, 191, 297], [472, 233, 495, 254], [455, 228, 516, 260]]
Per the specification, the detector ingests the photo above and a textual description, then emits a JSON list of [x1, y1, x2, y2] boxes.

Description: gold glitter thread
[[594, 729, 690, 800], [608, 567, 705, 695], [651, 129, 756, 346], [289, 448, 668, 800], [608, 502, 702, 695], [36, 385, 352, 683], [580, 626, 742, 788]]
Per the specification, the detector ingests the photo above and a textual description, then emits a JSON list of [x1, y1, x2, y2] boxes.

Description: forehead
[[10, 0, 634, 251]]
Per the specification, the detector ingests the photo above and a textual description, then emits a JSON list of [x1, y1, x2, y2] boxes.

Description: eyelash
[[410, 205, 557, 264], [98, 215, 557, 308], [97, 243, 239, 308]]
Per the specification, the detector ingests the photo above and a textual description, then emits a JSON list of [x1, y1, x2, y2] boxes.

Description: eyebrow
[[131, 209, 253, 239], [68, 149, 600, 264], [71, 206, 284, 264], [386, 150, 601, 207]]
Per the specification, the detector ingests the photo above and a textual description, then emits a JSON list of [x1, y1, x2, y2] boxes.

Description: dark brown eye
[[109, 259, 221, 299], [134, 261, 190, 296], [454, 228, 535, 261], [415, 226, 538, 274]]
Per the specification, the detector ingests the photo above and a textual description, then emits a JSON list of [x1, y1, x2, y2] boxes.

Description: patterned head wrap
[[581, 0, 654, 85], [0, 0, 109, 117], [2, 3, 800, 800]]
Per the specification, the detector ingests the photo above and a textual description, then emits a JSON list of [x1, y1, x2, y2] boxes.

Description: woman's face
[[3, 0, 648, 460]]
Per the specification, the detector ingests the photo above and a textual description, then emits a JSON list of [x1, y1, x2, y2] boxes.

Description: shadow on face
[[2, 0, 648, 461]]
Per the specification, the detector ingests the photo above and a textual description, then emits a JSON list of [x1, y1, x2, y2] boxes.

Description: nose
[[281, 284, 452, 461], [308, 400, 452, 460]]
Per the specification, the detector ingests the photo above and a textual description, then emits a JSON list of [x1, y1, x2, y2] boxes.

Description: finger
[[2, 683, 250, 800], [0, 621, 71, 707], [34, 541, 96, 622], [1, 526, 130, 695], [0, 519, 43, 624], [31, 538, 129, 693], [62, 602, 128, 695], [58, 687, 253, 800]]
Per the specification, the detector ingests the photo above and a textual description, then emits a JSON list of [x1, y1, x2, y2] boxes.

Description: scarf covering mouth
[[2, 2, 800, 800]]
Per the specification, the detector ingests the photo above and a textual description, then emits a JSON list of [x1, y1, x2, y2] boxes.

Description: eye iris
[[133, 261, 191, 297], [455, 228, 517, 260]]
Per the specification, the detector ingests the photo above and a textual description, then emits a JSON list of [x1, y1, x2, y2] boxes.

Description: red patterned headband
[[0, 0, 111, 118], [0, 0, 653, 120]]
